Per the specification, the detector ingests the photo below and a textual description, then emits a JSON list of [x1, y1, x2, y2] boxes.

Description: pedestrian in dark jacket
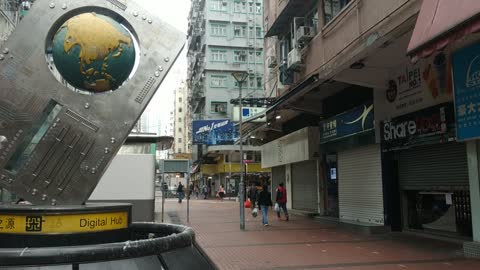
[[276, 183, 289, 221], [257, 185, 272, 226], [177, 182, 184, 203]]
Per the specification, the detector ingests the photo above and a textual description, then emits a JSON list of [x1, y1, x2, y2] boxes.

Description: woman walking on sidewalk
[[257, 185, 272, 226]]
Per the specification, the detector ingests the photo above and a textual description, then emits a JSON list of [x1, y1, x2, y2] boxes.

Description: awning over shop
[[407, 0, 480, 59]]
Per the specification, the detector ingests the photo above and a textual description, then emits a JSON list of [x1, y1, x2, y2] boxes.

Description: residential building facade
[[174, 81, 192, 155], [187, 0, 270, 193], [251, 0, 480, 258]]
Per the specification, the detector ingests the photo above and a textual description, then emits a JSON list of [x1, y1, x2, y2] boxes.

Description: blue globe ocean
[[52, 13, 136, 93]]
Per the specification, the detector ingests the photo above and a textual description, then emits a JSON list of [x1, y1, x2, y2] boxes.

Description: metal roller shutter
[[398, 143, 468, 190], [291, 160, 318, 212], [338, 144, 384, 225]]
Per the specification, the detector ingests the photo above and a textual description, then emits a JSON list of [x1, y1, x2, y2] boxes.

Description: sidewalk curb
[[194, 242, 220, 270]]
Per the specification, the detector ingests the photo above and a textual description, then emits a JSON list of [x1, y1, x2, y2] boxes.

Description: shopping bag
[[274, 203, 280, 212], [244, 198, 251, 208], [252, 207, 258, 218]]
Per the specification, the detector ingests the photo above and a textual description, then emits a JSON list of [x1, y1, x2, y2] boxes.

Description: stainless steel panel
[[0, 0, 185, 205]]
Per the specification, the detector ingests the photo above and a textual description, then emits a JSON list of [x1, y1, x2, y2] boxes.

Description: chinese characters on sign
[[452, 43, 480, 141], [320, 104, 374, 144]]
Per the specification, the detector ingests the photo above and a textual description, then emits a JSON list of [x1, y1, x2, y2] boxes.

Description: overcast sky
[[134, 0, 190, 135]]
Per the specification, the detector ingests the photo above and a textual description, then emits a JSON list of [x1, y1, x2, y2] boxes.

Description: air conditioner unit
[[287, 48, 304, 71], [266, 56, 277, 68], [296, 26, 314, 43]]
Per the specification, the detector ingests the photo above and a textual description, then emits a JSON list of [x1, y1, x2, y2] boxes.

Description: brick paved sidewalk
[[155, 197, 480, 270]]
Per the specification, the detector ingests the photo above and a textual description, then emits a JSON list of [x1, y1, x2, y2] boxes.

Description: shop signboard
[[452, 42, 480, 141], [380, 103, 455, 151], [232, 106, 267, 122], [192, 120, 238, 145], [375, 51, 453, 122], [320, 104, 374, 144]]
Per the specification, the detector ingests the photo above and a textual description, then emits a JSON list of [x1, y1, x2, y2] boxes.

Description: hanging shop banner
[[381, 103, 455, 151], [452, 42, 480, 141], [192, 120, 238, 145], [320, 103, 374, 144]]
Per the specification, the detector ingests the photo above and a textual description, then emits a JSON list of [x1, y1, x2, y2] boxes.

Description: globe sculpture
[[52, 13, 136, 93]]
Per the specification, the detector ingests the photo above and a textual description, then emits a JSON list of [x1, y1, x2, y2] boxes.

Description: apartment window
[[211, 49, 227, 62], [178, 128, 182, 133], [256, 2, 262, 14], [248, 2, 254, 13], [234, 0, 246, 13], [178, 107, 183, 113], [210, 75, 227, 88], [255, 51, 262, 63], [211, 0, 227, 11], [324, 0, 351, 24], [178, 117, 182, 122], [178, 138, 182, 143], [256, 77, 263, 88], [211, 23, 227, 36], [248, 26, 254, 38], [248, 75, 255, 88], [179, 97, 182, 102], [211, 102, 227, 113], [248, 51, 255, 63], [178, 148, 182, 153], [233, 50, 247, 62], [256, 27, 262, 38], [233, 24, 247, 37]]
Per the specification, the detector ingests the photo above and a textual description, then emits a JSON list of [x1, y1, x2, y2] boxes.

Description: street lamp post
[[232, 71, 248, 231]]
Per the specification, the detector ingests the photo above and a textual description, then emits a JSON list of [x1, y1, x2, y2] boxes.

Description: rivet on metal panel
[[49, 2, 55, 8], [0, 136, 8, 149], [52, 122, 57, 128], [104, 147, 110, 154], [142, 15, 147, 20], [62, 4, 67, 10], [164, 57, 170, 62], [84, 103, 90, 109], [51, 199, 57, 206], [124, 121, 128, 126], [0, 54, 4, 61], [8, 178, 13, 184], [148, 19, 153, 24], [158, 66, 164, 72], [42, 194, 47, 201], [91, 168, 96, 174], [2, 48, 9, 54], [31, 189, 38, 196], [133, 11, 139, 17], [154, 71, 160, 77], [111, 137, 116, 144]]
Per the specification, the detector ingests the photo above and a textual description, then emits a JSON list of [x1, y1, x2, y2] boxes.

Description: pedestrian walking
[[188, 183, 194, 199], [248, 183, 257, 210], [275, 183, 289, 221], [177, 182, 184, 203], [217, 184, 225, 201], [194, 185, 199, 199], [202, 184, 208, 199], [256, 185, 272, 226]]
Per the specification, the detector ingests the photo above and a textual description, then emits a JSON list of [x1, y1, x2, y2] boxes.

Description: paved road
[[155, 197, 480, 270]]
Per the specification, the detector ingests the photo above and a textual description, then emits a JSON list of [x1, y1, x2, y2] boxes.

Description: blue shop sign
[[192, 119, 238, 145], [453, 42, 480, 141], [320, 104, 374, 144]]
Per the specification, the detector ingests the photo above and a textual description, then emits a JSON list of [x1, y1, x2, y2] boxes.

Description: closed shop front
[[291, 160, 318, 212], [381, 103, 472, 237], [320, 103, 382, 224], [338, 144, 384, 224]]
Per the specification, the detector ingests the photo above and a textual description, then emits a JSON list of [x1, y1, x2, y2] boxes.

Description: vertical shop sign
[[452, 43, 480, 141]]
